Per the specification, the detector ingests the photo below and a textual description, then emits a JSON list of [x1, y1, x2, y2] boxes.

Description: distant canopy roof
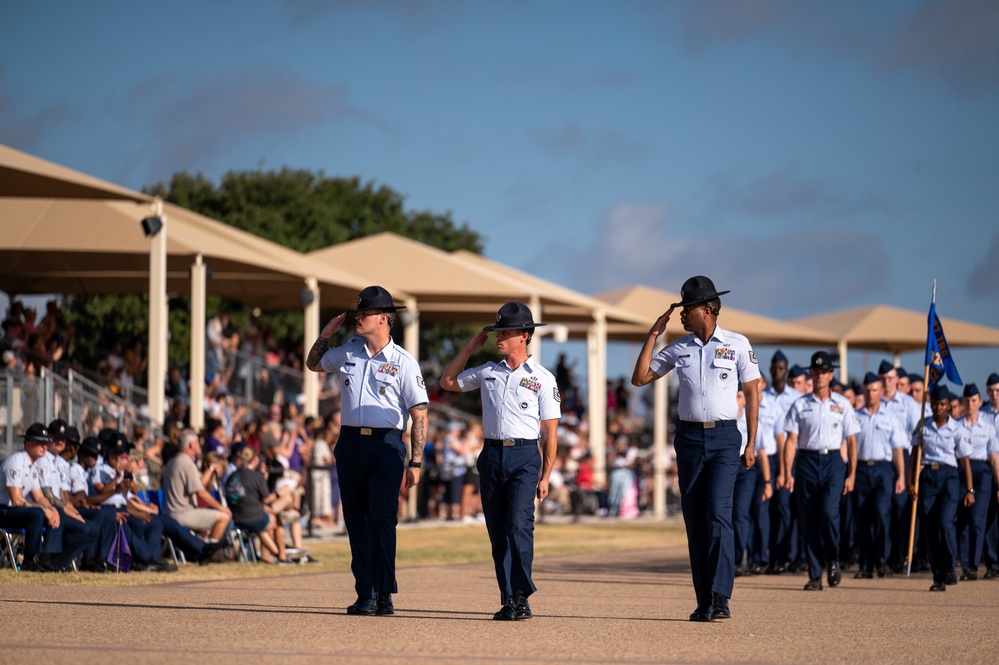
[[793, 305, 999, 353], [310, 232, 647, 329], [0, 197, 384, 310], [596, 284, 839, 346], [0, 143, 152, 201]]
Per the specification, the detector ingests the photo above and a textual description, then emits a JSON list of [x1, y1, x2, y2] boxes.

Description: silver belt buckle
[[360, 427, 372, 436], [502, 439, 516, 447], [702, 421, 715, 429], [820, 448, 829, 455]]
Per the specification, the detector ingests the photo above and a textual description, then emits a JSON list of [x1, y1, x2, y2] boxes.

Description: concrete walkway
[[2, 543, 997, 664]]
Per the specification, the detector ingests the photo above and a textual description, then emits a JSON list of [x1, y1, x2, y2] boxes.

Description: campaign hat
[[47, 419, 69, 441], [79, 436, 101, 459], [23, 423, 51, 444], [345, 285, 406, 314], [809, 351, 838, 372], [64, 426, 82, 446], [98, 429, 132, 457], [670, 276, 730, 309], [483, 301, 547, 332]]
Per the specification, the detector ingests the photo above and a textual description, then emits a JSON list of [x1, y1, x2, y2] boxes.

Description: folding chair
[[145, 489, 183, 566], [1, 528, 24, 572]]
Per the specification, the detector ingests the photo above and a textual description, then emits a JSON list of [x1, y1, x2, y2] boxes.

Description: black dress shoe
[[877, 565, 892, 578], [764, 563, 785, 575], [493, 600, 516, 621], [689, 603, 716, 622], [827, 562, 841, 588], [748, 564, 764, 575], [803, 578, 823, 591], [513, 596, 532, 620], [960, 568, 978, 581], [854, 570, 873, 579], [929, 581, 946, 592], [734, 566, 747, 578], [711, 593, 730, 620], [376, 593, 395, 615], [347, 598, 376, 615], [984, 568, 999, 579], [945, 571, 958, 586]]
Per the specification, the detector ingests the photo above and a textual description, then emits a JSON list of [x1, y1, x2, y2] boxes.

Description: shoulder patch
[[748, 350, 758, 364], [554, 386, 561, 403], [417, 376, 425, 389]]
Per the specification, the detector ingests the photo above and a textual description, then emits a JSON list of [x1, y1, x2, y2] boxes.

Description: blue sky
[[2, 0, 998, 389]]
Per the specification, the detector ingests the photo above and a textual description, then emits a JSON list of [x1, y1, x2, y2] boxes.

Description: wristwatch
[[408, 460, 422, 469], [966, 487, 976, 495]]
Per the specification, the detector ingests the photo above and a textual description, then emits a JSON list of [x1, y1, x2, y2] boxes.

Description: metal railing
[[0, 368, 167, 461]]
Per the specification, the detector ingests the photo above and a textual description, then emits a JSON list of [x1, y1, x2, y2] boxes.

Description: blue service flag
[[926, 302, 962, 391], [107, 523, 132, 572]]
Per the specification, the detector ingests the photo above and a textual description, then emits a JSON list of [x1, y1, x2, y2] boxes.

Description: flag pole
[[906, 281, 935, 576]]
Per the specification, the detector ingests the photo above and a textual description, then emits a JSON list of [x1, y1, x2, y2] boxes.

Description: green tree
[[63, 169, 494, 395]]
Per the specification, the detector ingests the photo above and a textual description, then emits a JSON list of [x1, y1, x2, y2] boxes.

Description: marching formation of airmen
[[735, 354, 999, 592]]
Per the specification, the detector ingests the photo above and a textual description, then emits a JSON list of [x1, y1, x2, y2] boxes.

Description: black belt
[[800, 448, 840, 456], [922, 463, 955, 470], [861, 460, 891, 467], [678, 420, 736, 430], [485, 438, 538, 448], [342, 425, 399, 437]]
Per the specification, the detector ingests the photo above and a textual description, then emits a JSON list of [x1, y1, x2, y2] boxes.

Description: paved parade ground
[[2, 538, 998, 665]]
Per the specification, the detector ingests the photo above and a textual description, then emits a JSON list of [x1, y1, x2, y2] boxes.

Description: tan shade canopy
[[793, 305, 999, 353], [450, 250, 647, 329], [0, 144, 151, 201], [597, 284, 839, 346], [308, 232, 534, 322], [0, 197, 379, 310]]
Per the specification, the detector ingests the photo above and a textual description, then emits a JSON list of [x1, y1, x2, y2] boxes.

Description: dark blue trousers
[[890, 450, 924, 566], [336, 427, 406, 599], [957, 460, 992, 570], [78, 506, 117, 561], [478, 441, 542, 603], [49, 508, 100, 569], [853, 461, 893, 572], [984, 485, 999, 571], [675, 422, 740, 607], [156, 513, 209, 560], [794, 450, 845, 581], [919, 465, 959, 584], [103, 507, 164, 564], [769, 454, 797, 565], [0, 506, 46, 557], [733, 464, 769, 568]]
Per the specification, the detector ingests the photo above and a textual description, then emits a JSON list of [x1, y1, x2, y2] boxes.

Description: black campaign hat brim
[[670, 290, 731, 309], [344, 304, 407, 314], [483, 322, 548, 332]]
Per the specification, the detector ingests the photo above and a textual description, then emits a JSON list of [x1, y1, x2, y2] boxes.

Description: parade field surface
[[2, 521, 998, 665]]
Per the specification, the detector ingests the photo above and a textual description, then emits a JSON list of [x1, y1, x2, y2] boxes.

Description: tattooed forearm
[[305, 336, 329, 372], [410, 405, 428, 463]]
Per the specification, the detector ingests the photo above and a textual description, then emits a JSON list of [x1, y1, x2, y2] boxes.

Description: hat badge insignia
[[496, 313, 502, 323]]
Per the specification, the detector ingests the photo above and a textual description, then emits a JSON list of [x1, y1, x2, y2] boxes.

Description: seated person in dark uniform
[[0, 424, 63, 571], [225, 446, 290, 564]]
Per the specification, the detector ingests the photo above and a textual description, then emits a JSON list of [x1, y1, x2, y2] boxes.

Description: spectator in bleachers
[[311, 416, 336, 527], [162, 429, 231, 544]]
